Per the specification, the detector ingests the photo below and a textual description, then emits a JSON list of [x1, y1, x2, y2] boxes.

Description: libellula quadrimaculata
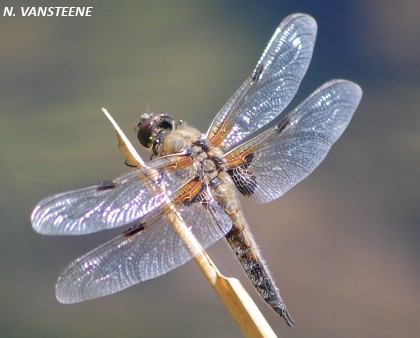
[[31, 13, 362, 326]]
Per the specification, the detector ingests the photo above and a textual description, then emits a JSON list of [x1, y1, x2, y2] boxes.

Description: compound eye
[[158, 115, 174, 130], [136, 117, 154, 148]]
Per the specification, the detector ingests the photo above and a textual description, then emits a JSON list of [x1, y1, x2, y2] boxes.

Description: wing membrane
[[223, 80, 362, 203], [31, 154, 194, 235], [55, 187, 232, 304], [206, 13, 317, 150]]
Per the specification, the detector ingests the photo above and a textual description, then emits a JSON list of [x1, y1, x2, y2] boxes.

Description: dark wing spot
[[194, 188, 212, 207], [182, 182, 206, 206], [123, 223, 145, 237], [276, 116, 291, 134], [227, 166, 257, 196], [97, 180, 116, 191], [251, 63, 265, 81], [244, 153, 254, 165]]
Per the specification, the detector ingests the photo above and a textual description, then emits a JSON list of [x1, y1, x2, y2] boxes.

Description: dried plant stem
[[102, 108, 278, 338]]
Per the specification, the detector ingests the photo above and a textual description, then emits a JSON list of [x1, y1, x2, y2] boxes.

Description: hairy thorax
[[162, 124, 226, 186], [136, 112, 240, 220]]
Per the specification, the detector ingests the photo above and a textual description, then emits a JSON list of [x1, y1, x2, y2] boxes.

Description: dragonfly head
[[136, 112, 176, 150]]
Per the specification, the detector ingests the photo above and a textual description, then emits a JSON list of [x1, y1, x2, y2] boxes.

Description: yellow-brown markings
[[124, 178, 202, 238], [223, 146, 255, 168], [173, 178, 203, 204], [208, 118, 233, 148], [162, 156, 193, 171]]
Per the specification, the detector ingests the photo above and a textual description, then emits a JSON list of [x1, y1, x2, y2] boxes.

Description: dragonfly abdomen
[[225, 214, 295, 327]]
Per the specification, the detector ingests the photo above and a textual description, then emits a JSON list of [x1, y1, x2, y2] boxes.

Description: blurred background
[[1, 0, 419, 337]]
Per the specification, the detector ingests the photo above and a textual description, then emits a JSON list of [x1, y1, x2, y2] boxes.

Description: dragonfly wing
[[31, 154, 194, 235], [223, 80, 362, 203], [206, 13, 317, 150], [55, 186, 232, 303]]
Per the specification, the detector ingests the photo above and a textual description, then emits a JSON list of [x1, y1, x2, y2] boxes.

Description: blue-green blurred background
[[1, 1, 419, 337]]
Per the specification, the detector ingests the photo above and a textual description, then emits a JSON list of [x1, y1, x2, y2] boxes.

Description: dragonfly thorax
[[188, 141, 225, 184]]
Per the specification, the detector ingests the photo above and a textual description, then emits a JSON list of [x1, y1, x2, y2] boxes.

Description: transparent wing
[[55, 187, 232, 304], [206, 13, 317, 151], [223, 80, 362, 203], [31, 154, 194, 235]]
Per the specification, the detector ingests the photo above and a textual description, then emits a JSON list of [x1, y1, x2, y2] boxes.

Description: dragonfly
[[31, 13, 362, 327]]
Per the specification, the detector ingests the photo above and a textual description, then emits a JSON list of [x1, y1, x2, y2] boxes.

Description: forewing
[[206, 13, 317, 151], [55, 187, 232, 303], [223, 80, 362, 203], [31, 154, 194, 235]]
